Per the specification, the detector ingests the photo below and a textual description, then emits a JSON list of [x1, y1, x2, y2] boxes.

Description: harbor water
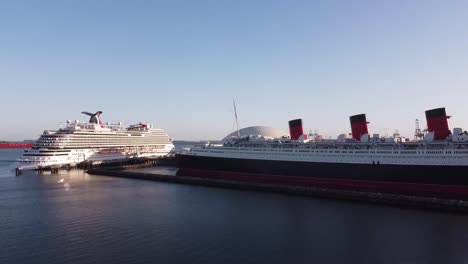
[[1, 149, 468, 264]]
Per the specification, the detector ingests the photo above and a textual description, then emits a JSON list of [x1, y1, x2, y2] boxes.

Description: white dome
[[222, 126, 288, 142]]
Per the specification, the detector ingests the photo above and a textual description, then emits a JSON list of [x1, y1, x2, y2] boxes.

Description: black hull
[[176, 154, 468, 198]]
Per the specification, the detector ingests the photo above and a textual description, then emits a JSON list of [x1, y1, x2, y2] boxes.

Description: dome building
[[222, 126, 288, 142]]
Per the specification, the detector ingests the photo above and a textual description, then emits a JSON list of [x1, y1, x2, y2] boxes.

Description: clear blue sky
[[1, 0, 468, 140]]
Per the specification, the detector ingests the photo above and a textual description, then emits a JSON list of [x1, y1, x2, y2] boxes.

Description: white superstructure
[[183, 106, 468, 167], [187, 134, 468, 166], [17, 112, 174, 169]]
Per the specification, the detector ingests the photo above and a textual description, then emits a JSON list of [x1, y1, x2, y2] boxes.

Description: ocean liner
[[177, 107, 468, 198], [17, 111, 174, 169]]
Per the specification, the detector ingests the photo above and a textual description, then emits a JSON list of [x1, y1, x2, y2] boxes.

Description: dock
[[15, 156, 176, 176], [87, 165, 468, 214]]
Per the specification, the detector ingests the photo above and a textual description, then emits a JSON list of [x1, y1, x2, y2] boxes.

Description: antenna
[[233, 99, 240, 137]]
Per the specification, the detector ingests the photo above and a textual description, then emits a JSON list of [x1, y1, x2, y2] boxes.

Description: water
[[0, 148, 23, 177], [1, 149, 468, 264]]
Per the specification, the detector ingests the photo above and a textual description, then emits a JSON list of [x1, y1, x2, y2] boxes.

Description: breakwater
[[87, 166, 468, 213]]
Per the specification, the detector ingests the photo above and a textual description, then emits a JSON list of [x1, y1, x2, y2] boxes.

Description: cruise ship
[[177, 107, 468, 198], [17, 111, 174, 169]]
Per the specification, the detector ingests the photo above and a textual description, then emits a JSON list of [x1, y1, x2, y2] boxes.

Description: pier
[[15, 156, 176, 176], [77, 156, 176, 170], [87, 165, 468, 214], [15, 157, 468, 213]]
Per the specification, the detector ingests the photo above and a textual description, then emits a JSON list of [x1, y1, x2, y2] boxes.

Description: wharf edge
[[86, 166, 468, 214]]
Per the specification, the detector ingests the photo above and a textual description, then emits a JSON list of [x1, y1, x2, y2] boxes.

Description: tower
[[414, 119, 424, 140]]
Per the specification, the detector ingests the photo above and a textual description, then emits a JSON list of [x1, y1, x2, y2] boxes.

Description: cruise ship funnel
[[82, 111, 103, 127], [350, 114, 369, 141], [289, 119, 304, 140], [425, 107, 451, 140]]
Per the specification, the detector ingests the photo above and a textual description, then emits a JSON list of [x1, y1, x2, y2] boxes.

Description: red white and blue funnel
[[82, 111, 103, 127]]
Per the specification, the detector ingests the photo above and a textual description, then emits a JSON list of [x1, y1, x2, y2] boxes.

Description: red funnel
[[289, 119, 304, 140], [425, 108, 450, 140], [350, 114, 368, 141]]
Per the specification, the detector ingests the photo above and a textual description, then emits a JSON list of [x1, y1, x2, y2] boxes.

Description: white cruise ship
[[17, 111, 174, 169]]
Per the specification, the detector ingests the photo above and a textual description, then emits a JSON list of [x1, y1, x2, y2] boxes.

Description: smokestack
[[96, 111, 103, 128], [289, 119, 304, 140], [425, 107, 450, 140], [350, 114, 369, 141]]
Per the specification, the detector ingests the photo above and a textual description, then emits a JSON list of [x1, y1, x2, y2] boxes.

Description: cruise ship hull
[[177, 154, 468, 199], [17, 147, 174, 170]]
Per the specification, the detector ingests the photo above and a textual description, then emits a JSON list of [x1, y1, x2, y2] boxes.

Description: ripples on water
[[1, 149, 468, 264]]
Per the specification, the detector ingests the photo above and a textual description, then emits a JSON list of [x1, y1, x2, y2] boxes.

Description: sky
[[1, 0, 468, 141]]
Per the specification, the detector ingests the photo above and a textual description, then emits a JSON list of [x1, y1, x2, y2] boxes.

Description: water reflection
[[0, 163, 468, 263]]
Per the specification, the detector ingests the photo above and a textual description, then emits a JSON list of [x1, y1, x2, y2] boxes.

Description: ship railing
[[199, 145, 468, 156], [60, 122, 126, 130], [201, 144, 468, 154], [221, 140, 468, 149]]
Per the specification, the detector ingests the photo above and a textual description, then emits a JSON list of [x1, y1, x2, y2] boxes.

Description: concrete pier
[[16, 157, 177, 174], [87, 167, 468, 214], [77, 157, 176, 170]]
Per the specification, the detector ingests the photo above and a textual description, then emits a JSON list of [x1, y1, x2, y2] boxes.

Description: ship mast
[[233, 99, 240, 137]]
